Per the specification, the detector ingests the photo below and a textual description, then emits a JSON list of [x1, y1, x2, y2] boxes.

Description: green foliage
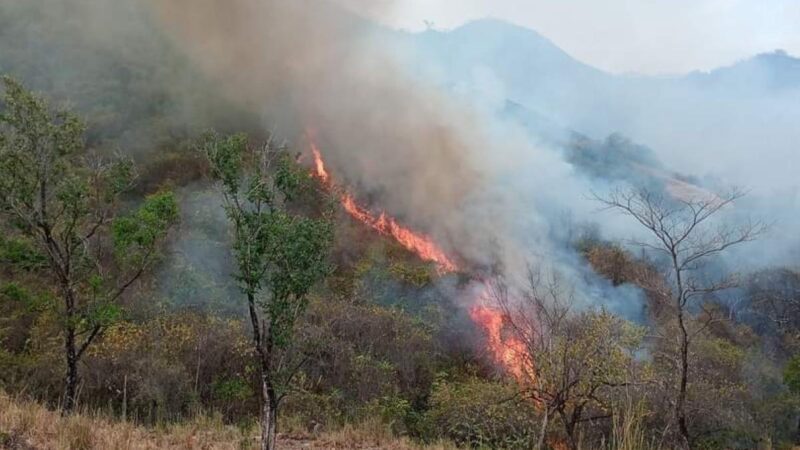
[[200, 130, 333, 442], [0, 77, 177, 292], [213, 376, 254, 402], [783, 354, 800, 395], [362, 395, 413, 434], [260, 212, 332, 347], [0, 237, 46, 271], [425, 377, 540, 448], [200, 132, 246, 196], [113, 191, 179, 257], [200, 130, 332, 309], [0, 76, 178, 411], [0, 76, 86, 232], [534, 309, 645, 419], [0, 282, 52, 312], [81, 301, 123, 331]]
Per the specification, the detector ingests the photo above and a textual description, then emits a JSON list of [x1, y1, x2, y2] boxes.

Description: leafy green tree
[[200, 132, 333, 450], [0, 76, 178, 413]]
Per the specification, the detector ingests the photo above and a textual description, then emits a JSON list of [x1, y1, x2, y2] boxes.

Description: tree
[[747, 268, 800, 340], [0, 76, 178, 413], [786, 355, 800, 442], [200, 132, 333, 450], [595, 187, 765, 448], [487, 271, 645, 450]]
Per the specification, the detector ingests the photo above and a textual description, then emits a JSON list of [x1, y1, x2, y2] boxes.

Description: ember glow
[[309, 137, 459, 273], [469, 304, 532, 382]]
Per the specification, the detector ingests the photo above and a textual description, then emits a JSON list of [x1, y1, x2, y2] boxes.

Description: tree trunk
[[535, 407, 549, 450], [260, 373, 278, 450], [676, 308, 691, 449], [559, 409, 579, 450], [62, 324, 78, 415], [672, 255, 691, 449], [248, 292, 278, 450]]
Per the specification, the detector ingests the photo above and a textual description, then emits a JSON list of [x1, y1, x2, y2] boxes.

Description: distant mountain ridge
[[686, 49, 800, 90], [405, 18, 800, 193], [416, 18, 799, 90]]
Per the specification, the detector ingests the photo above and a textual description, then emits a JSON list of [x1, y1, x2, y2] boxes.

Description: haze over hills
[[401, 18, 800, 266], [3, 0, 795, 193], [2, 2, 800, 448], [408, 18, 800, 96], [686, 49, 800, 91], [0, 0, 796, 267], [404, 18, 800, 192]]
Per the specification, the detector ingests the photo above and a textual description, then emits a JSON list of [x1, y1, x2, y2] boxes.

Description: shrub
[[425, 377, 540, 448]]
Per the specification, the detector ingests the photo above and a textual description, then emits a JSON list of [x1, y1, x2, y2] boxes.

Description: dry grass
[[0, 392, 458, 450], [0, 391, 242, 449], [279, 418, 460, 449]]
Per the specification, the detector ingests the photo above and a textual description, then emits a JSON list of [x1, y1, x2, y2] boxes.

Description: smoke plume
[[145, 0, 651, 316]]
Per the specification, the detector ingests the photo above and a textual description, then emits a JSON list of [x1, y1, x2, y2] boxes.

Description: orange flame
[[309, 138, 458, 273], [310, 140, 330, 185], [469, 304, 532, 382], [307, 132, 533, 384]]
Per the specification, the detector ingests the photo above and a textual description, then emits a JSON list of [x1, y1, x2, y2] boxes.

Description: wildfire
[[306, 132, 530, 383], [309, 140, 330, 185], [308, 137, 458, 273], [469, 304, 532, 382]]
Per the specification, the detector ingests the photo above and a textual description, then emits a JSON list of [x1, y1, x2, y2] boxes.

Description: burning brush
[[308, 133, 458, 273], [306, 131, 534, 383]]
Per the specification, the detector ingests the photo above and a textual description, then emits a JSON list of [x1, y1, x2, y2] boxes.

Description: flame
[[309, 137, 458, 273], [307, 132, 533, 383], [310, 140, 330, 185], [469, 304, 532, 382]]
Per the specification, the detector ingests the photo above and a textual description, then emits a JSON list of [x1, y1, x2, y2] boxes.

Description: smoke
[[399, 20, 799, 271], [3, 0, 724, 320], [144, 0, 652, 318], [0, 0, 263, 154], [149, 0, 480, 232]]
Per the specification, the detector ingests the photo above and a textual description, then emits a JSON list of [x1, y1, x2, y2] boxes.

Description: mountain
[[410, 18, 800, 101], [407, 19, 800, 192], [686, 49, 800, 91], [405, 19, 622, 134], [412, 19, 610, 91]]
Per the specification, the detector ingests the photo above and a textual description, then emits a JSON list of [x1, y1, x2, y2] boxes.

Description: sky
[[337, 0, 800, 75]]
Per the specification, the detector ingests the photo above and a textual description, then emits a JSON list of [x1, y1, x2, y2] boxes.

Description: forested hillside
[[1, 1, 800, 450]]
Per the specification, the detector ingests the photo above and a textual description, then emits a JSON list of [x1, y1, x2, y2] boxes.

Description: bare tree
[[747, 268, 800, 336], [595, 187, 765, 448], [488, 270, 644, 450]]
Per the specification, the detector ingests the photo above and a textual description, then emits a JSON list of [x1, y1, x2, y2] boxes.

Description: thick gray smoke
[[12, 0, 788, 320], [399, 20, 800, 272], [145, 0, 651, 317], [0, 0, 260, 152]]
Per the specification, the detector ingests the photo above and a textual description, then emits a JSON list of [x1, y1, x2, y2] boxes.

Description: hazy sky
[[339, 0, 800, 75]]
